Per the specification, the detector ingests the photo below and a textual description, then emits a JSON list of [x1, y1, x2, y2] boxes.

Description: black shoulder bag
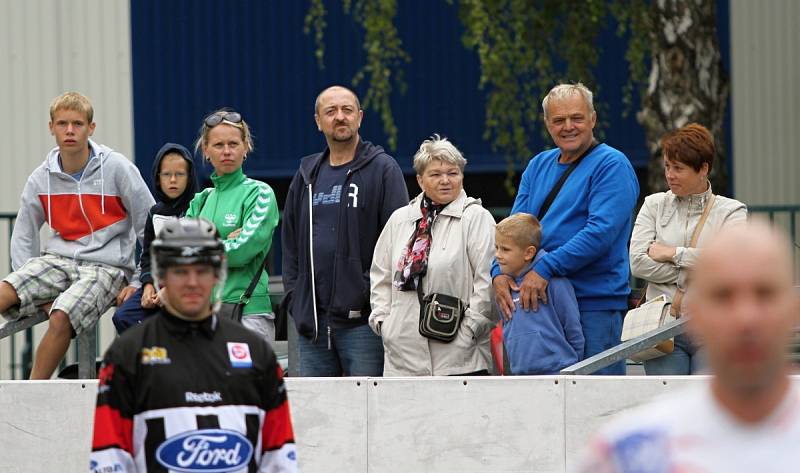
[[416, 275, 466, 343], [537, 141, 599, 220], [228, 253, 270, 322]]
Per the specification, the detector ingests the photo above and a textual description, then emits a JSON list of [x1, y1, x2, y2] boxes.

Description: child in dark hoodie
[[112, 143, 198, 333]]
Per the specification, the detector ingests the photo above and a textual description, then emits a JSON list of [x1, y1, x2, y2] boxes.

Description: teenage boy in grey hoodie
[[0, 92, 153, 379]]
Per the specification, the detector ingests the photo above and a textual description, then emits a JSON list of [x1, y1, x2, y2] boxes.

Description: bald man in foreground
[[575, 221, 800, 472]]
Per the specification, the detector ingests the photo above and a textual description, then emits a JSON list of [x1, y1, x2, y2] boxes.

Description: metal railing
[[560, 318, 689, 375], [750, 205, 799, 228], [750, 205, 800, 279], [561, 285, 800, 375], [0, 212, 30, 378], [0, 312, 97, 378], [0, 212, 100, 379]]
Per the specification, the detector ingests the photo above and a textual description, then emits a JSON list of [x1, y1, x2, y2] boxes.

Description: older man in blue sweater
[[492, 83, 639, 375]]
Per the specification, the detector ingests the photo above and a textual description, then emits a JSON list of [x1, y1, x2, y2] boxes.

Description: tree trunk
[[638, 0, 730, 195]]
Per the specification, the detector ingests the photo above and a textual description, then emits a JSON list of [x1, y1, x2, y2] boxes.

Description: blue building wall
[[130, 0, 666, 188]]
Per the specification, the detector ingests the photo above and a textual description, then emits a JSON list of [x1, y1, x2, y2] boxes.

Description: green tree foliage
[[609, 0, 653, 115], [456, 0, 614, 192], [306, 0, 409, 150], [303, 0, 327, 69], [305, 0, 728, 195]]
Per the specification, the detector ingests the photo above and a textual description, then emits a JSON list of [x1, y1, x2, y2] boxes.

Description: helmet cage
[[150, 218, 227, 311]]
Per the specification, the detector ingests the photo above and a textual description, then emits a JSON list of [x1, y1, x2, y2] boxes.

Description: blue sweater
[[492, 143, 639, 312], [502, 252, 585, 375]]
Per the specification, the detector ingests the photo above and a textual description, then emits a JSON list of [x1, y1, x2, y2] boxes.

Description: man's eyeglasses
[[159, 172, 188, 180], [204, 112, 242, 128]]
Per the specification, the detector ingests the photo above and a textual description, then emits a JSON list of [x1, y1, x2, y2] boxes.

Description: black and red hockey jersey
[[90, 310, 296, 473]]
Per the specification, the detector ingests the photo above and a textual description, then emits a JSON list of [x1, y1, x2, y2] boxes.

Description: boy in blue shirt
[[495, 213, 584, 374]]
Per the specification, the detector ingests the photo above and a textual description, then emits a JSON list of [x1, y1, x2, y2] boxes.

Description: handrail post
[[77, 324, 97, 379], [22, 328, 34, 378]]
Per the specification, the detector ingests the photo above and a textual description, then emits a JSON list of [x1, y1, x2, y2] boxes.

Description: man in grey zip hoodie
[[0, 92, 153, 379]]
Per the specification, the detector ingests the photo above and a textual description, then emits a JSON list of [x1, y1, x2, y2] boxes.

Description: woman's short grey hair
[[542, 83, 595, 119], [412, 134, 467, 175]]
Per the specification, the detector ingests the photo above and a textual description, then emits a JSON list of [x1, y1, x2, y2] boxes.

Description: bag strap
[[671, 193, 716, 316], [537, 141, 599, 221], [416, 275, 425, 306], [239, 252, 270, 306], [414, 213, 471, 309], [689, 193, 716, 247], [633, 284, 648, 309]]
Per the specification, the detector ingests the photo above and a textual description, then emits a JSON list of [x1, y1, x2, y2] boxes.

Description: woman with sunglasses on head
[[185, 109, 280, 341]]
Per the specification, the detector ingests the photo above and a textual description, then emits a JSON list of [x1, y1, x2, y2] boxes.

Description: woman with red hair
[[629, 123, 747, 375]]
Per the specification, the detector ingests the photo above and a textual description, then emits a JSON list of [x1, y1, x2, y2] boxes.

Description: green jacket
[[186, 168, 279, 316]]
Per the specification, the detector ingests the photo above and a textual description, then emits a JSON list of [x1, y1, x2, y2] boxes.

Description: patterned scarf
[[394, 197, 445, 291]]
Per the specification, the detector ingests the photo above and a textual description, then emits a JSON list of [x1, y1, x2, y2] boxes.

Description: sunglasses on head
[[204, 111, 242, 127]]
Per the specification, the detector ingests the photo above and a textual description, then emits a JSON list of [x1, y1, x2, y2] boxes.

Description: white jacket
[[629, 184, 747, 304], [370, 190, 497, 376]]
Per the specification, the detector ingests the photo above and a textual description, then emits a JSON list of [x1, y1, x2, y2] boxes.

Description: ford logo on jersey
[[156, 429, 253, 472]]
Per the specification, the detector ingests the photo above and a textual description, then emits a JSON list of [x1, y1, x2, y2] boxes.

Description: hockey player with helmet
[[90, 218, 297, 473]]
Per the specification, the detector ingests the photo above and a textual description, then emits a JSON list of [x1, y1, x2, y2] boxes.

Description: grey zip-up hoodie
[[11, 139, 154, 281]]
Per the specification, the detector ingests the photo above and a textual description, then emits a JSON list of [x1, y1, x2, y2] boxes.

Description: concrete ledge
[[0, 380, 98, 472], [5, 375, 793, 472]]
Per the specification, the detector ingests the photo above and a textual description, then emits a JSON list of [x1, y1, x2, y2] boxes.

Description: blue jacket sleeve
[[550, 277, 585, 358], [378, 157, 409, 226], [280, 172, 303, 304], [366, 157, 409, 289], [534, 157, 639, 281]]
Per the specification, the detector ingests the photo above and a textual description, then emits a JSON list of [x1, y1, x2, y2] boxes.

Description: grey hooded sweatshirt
[[11, 139, 154, 281]]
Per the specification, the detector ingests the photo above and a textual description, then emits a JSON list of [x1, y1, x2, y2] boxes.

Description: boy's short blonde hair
[[496, 213, 542, 249], [49, 92, 94, 123]]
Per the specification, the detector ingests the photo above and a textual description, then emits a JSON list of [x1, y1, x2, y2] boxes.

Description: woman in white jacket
[[370, 135, 497, 376], [630, 123, 747, 375]]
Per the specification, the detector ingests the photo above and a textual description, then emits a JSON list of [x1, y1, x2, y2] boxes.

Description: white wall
[[0, 376, 755, 473], [366, 377, 566, 473], [730, 0, 800, 206], [0, 0, 134, 211], [0, 0, 133, 378], [0, 380, 97, 471]]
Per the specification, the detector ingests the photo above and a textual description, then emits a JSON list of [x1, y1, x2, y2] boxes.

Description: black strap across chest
[[537, 141, 600, 221]]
